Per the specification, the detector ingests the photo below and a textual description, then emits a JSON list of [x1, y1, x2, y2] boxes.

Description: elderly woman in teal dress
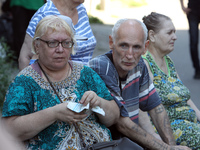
[[1, 15, 120, 150], [140, 12, 200, 149]]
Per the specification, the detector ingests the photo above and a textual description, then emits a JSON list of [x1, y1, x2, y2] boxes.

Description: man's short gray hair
[[111, 18, 148, 44]]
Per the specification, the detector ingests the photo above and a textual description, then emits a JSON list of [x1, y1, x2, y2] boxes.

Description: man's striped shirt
[[89, 51, 161, 124]]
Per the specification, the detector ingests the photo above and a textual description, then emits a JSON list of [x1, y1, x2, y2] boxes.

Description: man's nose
[[126, 48, 134, 59]]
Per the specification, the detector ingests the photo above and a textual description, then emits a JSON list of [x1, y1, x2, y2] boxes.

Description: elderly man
[[89, 19, 191, 150]]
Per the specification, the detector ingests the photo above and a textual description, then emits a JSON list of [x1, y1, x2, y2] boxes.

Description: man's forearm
[[116, 117, 170, 150], [139, 109, 162, 140], [149, 104, 176, 145]]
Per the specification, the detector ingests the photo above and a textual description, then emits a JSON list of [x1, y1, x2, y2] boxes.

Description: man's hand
[[116, 116, 191, 150]]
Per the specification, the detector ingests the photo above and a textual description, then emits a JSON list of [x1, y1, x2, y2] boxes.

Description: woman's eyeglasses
[[37, 38, 74, 48]]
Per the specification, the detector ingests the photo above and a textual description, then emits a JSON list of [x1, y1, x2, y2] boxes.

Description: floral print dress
[[142, 51, 200, 149]]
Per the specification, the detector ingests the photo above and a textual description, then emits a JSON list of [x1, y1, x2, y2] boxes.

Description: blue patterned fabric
[[2, 61, 113, 150], [142, 51, 200, 149], [26, 1, 96, 65]]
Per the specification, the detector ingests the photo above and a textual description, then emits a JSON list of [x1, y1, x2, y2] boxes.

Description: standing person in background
[[142, 12, 200, 149], [180, 0, 200, 79], [10, 0, 45, 62], [18, 0, 96, 71]]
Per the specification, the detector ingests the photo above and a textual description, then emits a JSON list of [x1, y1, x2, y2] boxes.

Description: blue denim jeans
[[187, 12, 200, 71]]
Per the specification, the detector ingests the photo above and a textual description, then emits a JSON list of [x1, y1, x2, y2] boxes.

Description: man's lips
[[123, 62, 134, 66]]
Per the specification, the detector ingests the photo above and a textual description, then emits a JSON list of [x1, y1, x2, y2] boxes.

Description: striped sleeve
[[138, 60, 161, 111], [26, 1, 59, 38]]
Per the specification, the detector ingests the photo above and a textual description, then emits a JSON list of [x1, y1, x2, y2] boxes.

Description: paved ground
[[89, 0, 200, 109]]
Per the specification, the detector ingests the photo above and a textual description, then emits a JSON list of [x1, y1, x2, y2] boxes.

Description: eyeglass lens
[[38, 38, 74, 48], [48, 41, 74, 48]]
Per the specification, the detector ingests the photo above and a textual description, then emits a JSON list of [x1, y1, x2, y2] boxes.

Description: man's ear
[[143, 40, 149, 55], [148, 30, 155, 42], [109, 35, 114, 50]]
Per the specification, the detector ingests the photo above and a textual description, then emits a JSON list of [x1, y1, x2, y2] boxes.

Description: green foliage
[[0, 39, 17, 112], [111, 0, 147, 7], [89, 15, 103, 24], [96, 4, 101, 10], [125, 0, 147, 7]]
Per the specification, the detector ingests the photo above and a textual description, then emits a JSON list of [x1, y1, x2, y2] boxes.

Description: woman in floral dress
[[141, 12, 200, 149]]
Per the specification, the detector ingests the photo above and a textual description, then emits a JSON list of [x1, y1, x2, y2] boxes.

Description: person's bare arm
[[180, 0, 184, 8], [0, 121, 25, 150], [96, 99, 120, 127], [116, 115, 191, 150], [176, 73, 200, 122], [18, 33, 34, 71], [149, 104, 175, 145], [187, 99, 200, 121], [139, 109, 162, 140], [2, 103, 88, 141], [180, 0, 191, 14]]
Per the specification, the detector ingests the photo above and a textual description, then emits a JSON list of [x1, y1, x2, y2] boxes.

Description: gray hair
[[111, 18, 148, 44], [143, 12, 171, 35]]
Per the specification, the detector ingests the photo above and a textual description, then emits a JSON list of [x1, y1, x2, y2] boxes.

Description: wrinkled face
[[154, 19, 177, 54], [109, 21, 148, 78], [35, 28, 72, 71]]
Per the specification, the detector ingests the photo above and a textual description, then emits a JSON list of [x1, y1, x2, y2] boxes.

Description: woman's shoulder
[[142, 51, 152, 62], [72, 62, 97, 75], [17, 65, 34, 77], [165, 55, 174, 64]]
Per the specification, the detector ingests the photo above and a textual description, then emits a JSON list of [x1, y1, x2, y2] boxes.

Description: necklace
[[37, 60, 86, 148]]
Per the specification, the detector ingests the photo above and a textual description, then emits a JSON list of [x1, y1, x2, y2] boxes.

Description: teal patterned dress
[[142, 51, 200, 149], [2, 61, 114, 150]]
